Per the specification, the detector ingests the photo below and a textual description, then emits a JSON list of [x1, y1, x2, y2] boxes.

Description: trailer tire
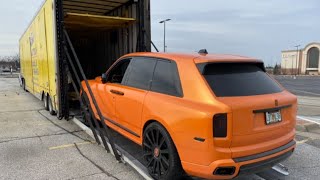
[[143, 122, 184, 180], [44, 94, 49, 111], [48, 96, 55, 115], [22, 79, 27, 92]]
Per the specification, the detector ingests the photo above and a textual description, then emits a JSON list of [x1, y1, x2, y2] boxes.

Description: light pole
[[294, 45, 301, 75], [159, 19, 171, 52], [291, 55, 295, 76]]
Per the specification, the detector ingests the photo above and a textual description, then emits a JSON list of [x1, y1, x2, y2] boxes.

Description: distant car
[[81, 52, 297, 180]]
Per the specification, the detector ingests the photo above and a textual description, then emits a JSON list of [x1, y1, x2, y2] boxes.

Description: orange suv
[[81, 52, 297, 180]]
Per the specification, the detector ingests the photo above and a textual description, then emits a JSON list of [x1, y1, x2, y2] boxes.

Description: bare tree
[[0, 54, 20, 70]]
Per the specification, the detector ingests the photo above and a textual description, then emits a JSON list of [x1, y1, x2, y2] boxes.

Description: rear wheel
[[143, 122, 184, 180]]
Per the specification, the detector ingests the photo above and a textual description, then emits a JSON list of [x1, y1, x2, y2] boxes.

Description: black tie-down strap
[[63, 29, 121, 161]]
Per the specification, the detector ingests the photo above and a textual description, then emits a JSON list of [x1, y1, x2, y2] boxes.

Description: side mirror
[[101, 73, 108, 84]]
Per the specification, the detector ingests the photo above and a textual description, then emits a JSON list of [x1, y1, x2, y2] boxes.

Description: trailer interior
[[59, 0, 151, 112]]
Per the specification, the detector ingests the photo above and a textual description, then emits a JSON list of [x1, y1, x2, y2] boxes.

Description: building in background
[[281, 42, 320, 75]]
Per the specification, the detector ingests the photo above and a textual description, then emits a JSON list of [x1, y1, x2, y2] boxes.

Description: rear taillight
[[213, 113, 227, 138]]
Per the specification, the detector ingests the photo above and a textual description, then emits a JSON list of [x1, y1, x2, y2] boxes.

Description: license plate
[[265, 111, 282, 125]]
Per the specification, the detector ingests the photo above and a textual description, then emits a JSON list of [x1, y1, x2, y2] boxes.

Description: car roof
[[122, 52, 262, 64]]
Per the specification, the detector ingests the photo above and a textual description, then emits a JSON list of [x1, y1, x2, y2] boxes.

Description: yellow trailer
[[20, 0, 151, 119]]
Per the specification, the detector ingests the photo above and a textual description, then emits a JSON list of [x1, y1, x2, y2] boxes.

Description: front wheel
[[143, 122, 184, 180]]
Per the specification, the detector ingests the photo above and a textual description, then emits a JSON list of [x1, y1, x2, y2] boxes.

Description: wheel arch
[[142, 119, 177, 149]]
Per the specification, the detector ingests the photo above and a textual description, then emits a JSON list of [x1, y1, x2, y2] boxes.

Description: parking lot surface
[[275, 76, 320, 97], [1, 76, 320, 180], [0, 77, 143, 180]]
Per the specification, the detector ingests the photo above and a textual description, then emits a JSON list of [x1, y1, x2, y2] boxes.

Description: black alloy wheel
[[143, 122, 184, 180]]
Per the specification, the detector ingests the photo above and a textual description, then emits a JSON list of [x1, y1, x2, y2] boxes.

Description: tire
[[143, 122, 184, 180], [48, 96, 55, 115], [44, 94, 49, 111], [22, 79, 26, 92], [19, 75, 23, 87]]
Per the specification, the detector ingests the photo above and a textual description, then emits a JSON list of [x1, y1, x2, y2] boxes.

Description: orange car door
[[98, 59, 132, 129], [97, 83, 117, 123], [114, 57, 157, 139]]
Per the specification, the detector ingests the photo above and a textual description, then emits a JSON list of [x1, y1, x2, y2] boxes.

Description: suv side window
[[123, 57, 157, 90], [107, 59, 131, 84], [151, 59, 183, 97]]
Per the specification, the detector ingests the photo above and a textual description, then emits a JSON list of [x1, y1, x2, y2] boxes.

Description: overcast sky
[[1, 0, 319, 65]]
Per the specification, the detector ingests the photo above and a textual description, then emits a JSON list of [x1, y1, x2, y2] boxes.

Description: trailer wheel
[[48, 96, 55, 115], [44, 94, 49, 111], [143, 122, 184, 180], [22, 79, 27, 92]]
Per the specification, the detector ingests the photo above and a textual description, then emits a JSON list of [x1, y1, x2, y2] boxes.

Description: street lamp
[[159, 19, 171, 52], [294, 45, 301, 75], [291, 55, 295, 76]]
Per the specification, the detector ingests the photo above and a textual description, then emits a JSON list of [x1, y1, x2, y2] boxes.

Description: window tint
[[107, 59, 131, 83], [151, 60, 182, 97], [200, 63, 282, 97], [124, 58, 156, 90]]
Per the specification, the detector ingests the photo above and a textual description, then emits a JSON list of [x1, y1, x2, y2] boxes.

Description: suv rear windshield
[[198, 63, 282, 97]]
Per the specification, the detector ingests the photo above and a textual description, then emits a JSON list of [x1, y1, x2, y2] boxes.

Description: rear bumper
[[238, 149, 293, 176], [182, 140, 296, 180]]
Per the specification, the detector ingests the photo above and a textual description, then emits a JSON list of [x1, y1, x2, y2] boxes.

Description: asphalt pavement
[[274, 76, 320, 97]]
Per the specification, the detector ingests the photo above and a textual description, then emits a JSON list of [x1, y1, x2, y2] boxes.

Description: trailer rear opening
[[65, 13, 135, 79], [60, 0, 151, 119]]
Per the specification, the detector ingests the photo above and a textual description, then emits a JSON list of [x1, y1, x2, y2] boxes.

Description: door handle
[[110, 89, 124, 96]]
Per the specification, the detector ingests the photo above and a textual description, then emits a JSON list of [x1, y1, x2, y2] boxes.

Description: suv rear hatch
[[199, 62, 297, 158]]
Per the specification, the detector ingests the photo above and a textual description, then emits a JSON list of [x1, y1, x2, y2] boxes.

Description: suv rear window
[[199, 63, 282, 97]]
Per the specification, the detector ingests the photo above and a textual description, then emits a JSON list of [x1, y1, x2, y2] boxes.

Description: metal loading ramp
[[64, 13, 136, 30]]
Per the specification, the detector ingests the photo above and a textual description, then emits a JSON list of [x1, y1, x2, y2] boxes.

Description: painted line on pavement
[[294, 89, 320, 96], [296, 139, 309, 145], [49, 141, 95, 150], [297, 116, 320, 125]]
